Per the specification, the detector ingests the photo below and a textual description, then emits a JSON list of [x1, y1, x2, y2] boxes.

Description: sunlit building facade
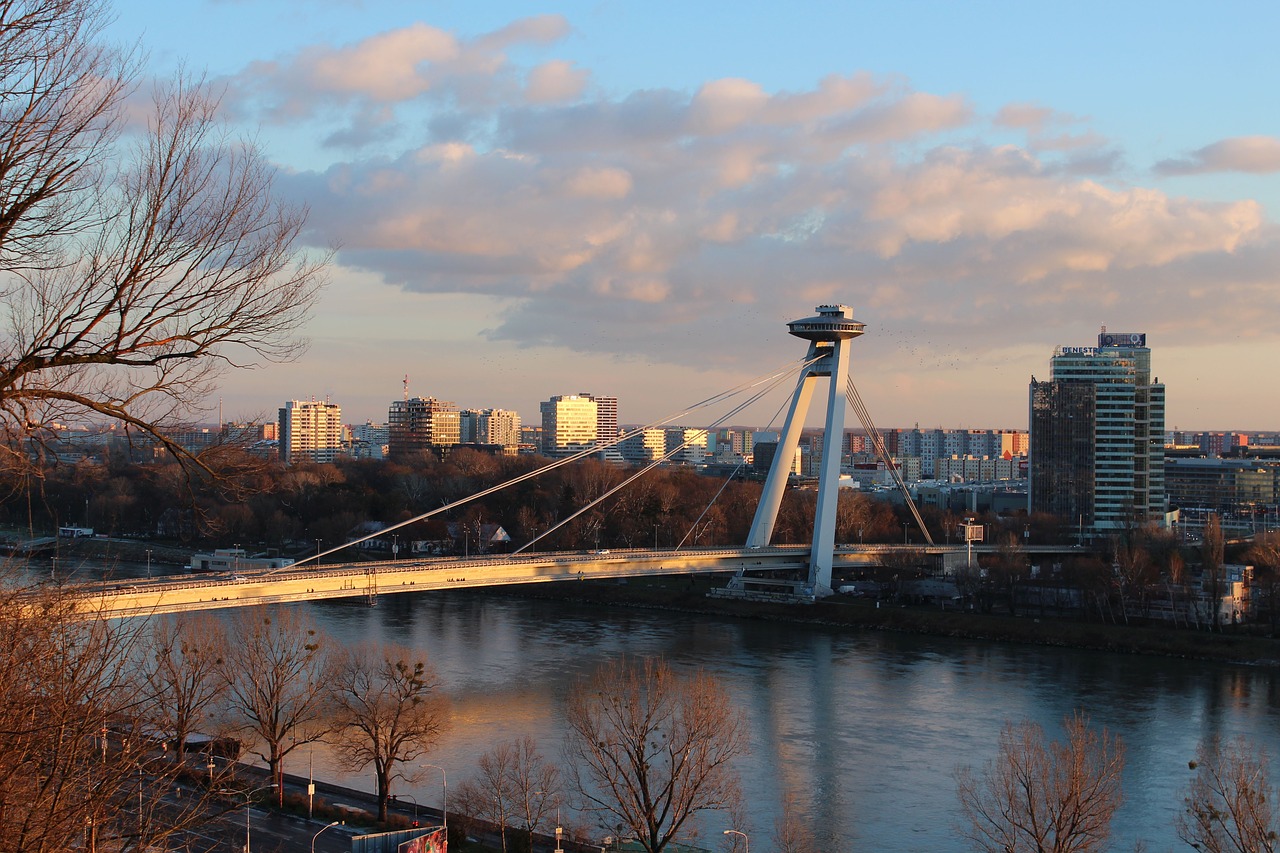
[[1029, 330, 1166, 539], [539, 394, 598, 457], [388, 396, 461, 459], [278, 400, 344, 465]]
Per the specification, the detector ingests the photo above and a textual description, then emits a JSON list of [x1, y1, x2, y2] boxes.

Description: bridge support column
[[744, 305, 864, 598]]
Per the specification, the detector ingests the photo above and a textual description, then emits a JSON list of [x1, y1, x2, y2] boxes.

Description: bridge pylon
[[746, 304, 865, 597]]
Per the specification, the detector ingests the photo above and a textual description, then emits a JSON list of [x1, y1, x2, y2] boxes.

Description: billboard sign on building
[[1098, 332, 1146, 347]]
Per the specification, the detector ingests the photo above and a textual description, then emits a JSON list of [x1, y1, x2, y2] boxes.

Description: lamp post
[[312, 820, 343, 853], [315, 539, 322, 566], [903, 523, 908, 544], [217, 784, 276, 853], [421, 764, 447, 831], [145, 549, 152, 578], [723, 828, 749, 852]]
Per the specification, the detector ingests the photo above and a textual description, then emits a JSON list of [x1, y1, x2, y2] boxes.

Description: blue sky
[[111, 1, 1280, 431]]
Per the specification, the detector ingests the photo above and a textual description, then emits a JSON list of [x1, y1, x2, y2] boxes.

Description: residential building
[[619, 428, 667, 464], [388, 397, 461, 460], [665, 427, 708, 465], [1029, 329, 1166, 539], [278, 400, 344, 465], [460, 408, 522, 449], [584, 394, 619, 449]]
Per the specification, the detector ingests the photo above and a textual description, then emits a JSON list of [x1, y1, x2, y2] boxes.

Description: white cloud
[[1156, 136, 1280, 175], [247, 19, 1280, 386]]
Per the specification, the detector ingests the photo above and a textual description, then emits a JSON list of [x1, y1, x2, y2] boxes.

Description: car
[[591, 549, 610, 555]]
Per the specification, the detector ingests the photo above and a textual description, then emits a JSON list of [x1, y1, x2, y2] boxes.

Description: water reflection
[[256, 591, 1279, 851]]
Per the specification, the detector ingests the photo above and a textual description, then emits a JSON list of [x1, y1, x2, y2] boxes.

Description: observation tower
[[747, 304, 865, 596]]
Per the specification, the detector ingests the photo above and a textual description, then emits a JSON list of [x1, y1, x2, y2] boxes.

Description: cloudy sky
[[112, 1, 1280, 432]]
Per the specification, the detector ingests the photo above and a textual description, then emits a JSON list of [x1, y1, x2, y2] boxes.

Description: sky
[[109, 1, 1280, 432]]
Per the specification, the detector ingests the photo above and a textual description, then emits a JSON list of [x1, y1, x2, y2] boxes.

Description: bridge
[[64, 543, 1090, 618], [58, 302, 1048, 617]]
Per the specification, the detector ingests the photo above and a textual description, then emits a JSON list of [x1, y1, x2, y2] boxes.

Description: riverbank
[[508, 575, 1280, 666]]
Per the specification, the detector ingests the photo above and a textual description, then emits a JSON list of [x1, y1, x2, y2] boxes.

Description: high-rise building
[[460, 408, 522, 449], [583, 394, 619, 449], [278, 400, 344, 465], [540, 394, 597, 457], [388, 396, 461, 459], [1029, 329, 1166, 539]]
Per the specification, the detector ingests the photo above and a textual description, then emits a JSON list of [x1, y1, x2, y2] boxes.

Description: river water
[[36, 558, 1280, 851], [295, 589, 1278, 853]]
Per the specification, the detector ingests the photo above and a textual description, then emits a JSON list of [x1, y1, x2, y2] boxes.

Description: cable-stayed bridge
[[56, 303, 1039, 618], [68, 543, 1069, 618]]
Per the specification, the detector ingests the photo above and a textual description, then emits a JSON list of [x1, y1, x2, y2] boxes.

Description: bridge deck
[[58, 544, 1079, 617]]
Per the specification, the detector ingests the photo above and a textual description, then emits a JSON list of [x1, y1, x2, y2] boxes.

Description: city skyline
[[109, 1, 1280, 430]]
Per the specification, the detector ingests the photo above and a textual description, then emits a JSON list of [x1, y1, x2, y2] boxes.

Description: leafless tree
[[1178, 737, 1279, 853], [216, 606, 329, 803], [955, 713, 1125, 853], [0, 0, 323, 481], [0, 580, 225, 852], [461, 737, 560, 853], [1246, 532, 1280, 634], [141, 613, 227, 760], [327, 640, 448, 822], [564, 657, 745, 853], [1203, 513, 1227, 630]]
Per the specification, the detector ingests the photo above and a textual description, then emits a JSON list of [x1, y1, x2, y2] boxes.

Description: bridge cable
[[672, 389, 794, 551], [844, 376, 935, 546], [285, 355, 827, 569], [514, 358, 817, 554]]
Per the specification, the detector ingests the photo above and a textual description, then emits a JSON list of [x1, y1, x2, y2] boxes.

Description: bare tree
[[0, 0, 323, 479], [327, 641, 448, 822], [141, 613, 227, 760], [955, 713, 1125, 853], [1178, 737, 1279, 853], [216, 606, 328, 803], [564, 657, 745, 853], [462, 737, 560, 853], [1246, 532, 1280, 634], [0, 581, 226, 852], [1203, 514, 1226, 631]]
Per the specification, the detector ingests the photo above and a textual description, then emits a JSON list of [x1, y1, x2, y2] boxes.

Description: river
[[295, 589, 1277, 852], [32, 557, 1280, 851]]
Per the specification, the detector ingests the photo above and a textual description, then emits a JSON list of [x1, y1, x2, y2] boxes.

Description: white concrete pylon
[[745, 305, 864, 596]]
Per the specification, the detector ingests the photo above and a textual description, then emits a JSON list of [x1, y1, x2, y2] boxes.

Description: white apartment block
[[278, 400, 344, 465], [619, 428, 667, 464], [461, 408, 522, 448]]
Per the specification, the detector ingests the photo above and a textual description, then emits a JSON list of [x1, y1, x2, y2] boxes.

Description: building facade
[[1029, 330, 1166, 539], [540, 394, 598, 457], [388, 397, 461, 459], [460, 408, 522, 449], [278, 400, 344, 465]]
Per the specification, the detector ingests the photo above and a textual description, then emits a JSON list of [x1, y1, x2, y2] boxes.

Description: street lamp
[[312, 820, 343, 853], [421, 764, 447, 831], [217, 784, 276, 853], [723, 828, 749, 852], [903, 523, 909, 544], [145, 549, 152, 578]]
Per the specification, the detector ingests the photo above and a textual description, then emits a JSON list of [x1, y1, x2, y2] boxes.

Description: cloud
[[227, 15, 574, 124], [1156, 136, 1280, 175], [252, 19, 1279, 377], [525, 60, 589, 103]]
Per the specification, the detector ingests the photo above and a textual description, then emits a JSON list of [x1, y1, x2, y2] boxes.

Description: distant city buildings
[[1029, 329, 1166, 540], [278, 400, 344, 465]]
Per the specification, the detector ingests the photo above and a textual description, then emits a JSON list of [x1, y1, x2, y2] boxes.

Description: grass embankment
[[511, 575, 1280, 666]]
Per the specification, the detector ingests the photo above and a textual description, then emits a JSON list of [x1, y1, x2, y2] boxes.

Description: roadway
[[63, 543, 1080, 618]]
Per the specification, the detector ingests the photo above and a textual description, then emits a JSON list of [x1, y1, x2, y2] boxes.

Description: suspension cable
[[844, 376, 934, 545], [517, 357, 816, 553], [283, 354, 827, 569]]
